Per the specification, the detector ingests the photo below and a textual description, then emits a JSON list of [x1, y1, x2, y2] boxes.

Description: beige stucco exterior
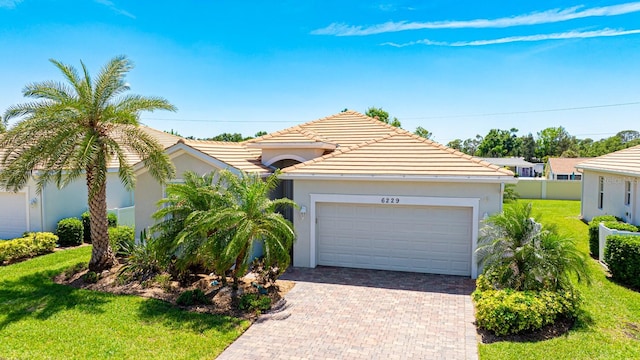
[[513, 178, 581, 200], [581, 170, 639, 224], [135, 151, 224, 237]]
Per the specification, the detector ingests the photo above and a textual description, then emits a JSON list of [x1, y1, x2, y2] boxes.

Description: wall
[[599, 222, 640, 262], [514, 178, 581, 200], [134, 151, 219, 237], [582, 170, 638, 224], [290, 179, 502, 272]]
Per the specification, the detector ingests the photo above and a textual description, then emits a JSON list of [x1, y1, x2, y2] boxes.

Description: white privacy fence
[[108, 206, 135, 228], [599, 223, 640, 263]]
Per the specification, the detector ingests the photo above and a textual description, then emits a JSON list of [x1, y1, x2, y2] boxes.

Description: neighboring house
[[576, 145, 640, 224], [135, 111, 515, 278], [546, 157, 591, 180], [479, 157, 539, 177], [0, 126, 181, 239]]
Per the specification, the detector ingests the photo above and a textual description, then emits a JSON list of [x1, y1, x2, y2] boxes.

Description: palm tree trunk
[[87, 167, 118, 272]]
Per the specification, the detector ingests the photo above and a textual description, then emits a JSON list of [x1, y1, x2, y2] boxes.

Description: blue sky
[[1, 1, 639, 144]]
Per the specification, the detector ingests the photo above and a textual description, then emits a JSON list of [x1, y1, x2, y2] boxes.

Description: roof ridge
[[183, 138, 246, 146]]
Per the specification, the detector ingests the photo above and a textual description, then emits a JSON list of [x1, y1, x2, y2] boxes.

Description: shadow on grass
[[0, 269, 111, 330], [136, 298, 247, 334]]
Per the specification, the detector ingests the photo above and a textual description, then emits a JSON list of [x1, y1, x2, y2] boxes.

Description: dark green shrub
[[0, 232, 58, 264], [602, 221, 639, 232], [56, 218, 84, 246], [108, 226, 135, 256], [238, 293, 272, 314], [588, 215, 619, 258], [82, 211, 118, 243], [176, 289, 209, 306], [604, 235, 640, 288], [118, 237, 161, 282], [83, 271, 99, 283], [472, 275, 581, 336]]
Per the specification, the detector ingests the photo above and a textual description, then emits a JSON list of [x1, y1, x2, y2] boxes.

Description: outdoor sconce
[[299, 206, 307, 220]]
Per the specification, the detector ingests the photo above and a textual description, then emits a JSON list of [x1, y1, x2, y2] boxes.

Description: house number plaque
[[380, 197, 400, 204]]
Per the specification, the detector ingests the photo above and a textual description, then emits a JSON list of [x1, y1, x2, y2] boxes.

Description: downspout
[[40, 186, 45, 232], [500, 182, 505, 212]]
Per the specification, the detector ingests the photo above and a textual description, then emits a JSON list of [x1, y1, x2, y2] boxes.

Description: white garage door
[[0, 192, 28, 240], [317, 203, 472, 276]]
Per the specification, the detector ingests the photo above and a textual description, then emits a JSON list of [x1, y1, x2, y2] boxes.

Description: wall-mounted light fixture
[[299, 206, 307, 220], [30, 197, 38, 206]]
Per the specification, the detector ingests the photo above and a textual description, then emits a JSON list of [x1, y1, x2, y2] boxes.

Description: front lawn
[[479, 199, 640, 359], [0, 246, 249, 359]]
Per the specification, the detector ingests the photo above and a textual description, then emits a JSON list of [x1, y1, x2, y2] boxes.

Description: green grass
[[479, 199, 640, 359], [0, 246, 249, 359]]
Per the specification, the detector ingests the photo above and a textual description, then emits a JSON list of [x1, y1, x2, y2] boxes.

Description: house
[[0, 127, 181, 239], [135, 111, 515, 278], [546, 157, 591, 180], [478, 157, 540, 177], [576, 145, 640, 224]]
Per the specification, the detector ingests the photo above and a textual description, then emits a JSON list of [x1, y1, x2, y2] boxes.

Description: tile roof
[[180, 139, 271, 174], [479, 157, 535, 168], [247, 127, 334, 145], [547, 157, 592, 175], [0, 125, 183, 171], [281, 130, 514, 178], [575, 145, 640, 176]]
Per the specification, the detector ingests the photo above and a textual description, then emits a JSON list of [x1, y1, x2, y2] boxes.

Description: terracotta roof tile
[[575, 145, 640, 176], [181, 139, 270, 174], [547, 157, 592, 175]]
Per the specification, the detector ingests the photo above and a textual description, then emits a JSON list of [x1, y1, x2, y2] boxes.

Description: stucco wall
[[514, 178, 581, 200], [290, 179, 503, 269], [582, 170, 638, 224], [135, 152, 219, 237]]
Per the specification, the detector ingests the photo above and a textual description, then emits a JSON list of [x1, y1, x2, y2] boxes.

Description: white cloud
[[94, 0, 135, 19], [0, 0, 23, 9], [313, 2, 640, 36], [381, 28, 640, 47]]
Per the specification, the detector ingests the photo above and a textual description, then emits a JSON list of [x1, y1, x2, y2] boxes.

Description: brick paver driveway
[[218, 266, 478, 360]]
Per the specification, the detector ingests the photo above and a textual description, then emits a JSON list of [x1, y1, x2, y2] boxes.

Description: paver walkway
[[217, 266, 478, 360]]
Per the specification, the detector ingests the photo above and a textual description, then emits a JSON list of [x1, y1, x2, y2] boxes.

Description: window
[[557, 175, 569, 180], [598, 177, 604, 209], [625, 181, 632, 206]]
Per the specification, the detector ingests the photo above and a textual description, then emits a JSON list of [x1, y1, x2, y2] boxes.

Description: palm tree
[[153, 170, 296, 287], [1, 56, 176, 271], [476, 202, 590, 291]]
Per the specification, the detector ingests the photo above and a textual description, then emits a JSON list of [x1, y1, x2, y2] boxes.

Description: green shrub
[[118, 237, 161, 282], [108, 226, 135, 256], [588, 215, 619, 258], [238, 293, 272, 314], [604, 235, 640, 288], [83, 271, 99, 283], [602, 221, 639, 232], [472, 277, 581, 336], [56, 218, 84, 246], [176, 289, 209, 306], [82, 211, 118, 243], [154, 273, 173, 292], [0, 232, 58, 263]]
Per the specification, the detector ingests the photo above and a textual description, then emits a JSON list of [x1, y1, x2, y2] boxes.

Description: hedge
[[588, 215, 620, 258], [82, 211, 118, 243], [56, 218, 84, 246], [604, 235, 640, 288], [108, 226, 135, 256], [0, 232, 58, 264], [472, 276, 580, 336]]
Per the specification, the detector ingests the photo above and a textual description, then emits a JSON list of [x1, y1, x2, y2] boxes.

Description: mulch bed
[[476, 316, 575, 344], [54, 264, 295, 320]]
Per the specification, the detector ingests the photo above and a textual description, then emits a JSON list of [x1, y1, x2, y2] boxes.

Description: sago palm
[[476, 202, 590, 291], [1, 56, 176, 271]]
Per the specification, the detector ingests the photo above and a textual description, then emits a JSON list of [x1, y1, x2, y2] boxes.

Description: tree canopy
[[1, 56, 176, 271]]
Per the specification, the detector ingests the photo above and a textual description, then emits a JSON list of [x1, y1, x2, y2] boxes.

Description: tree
[[477, 128, 519, 157], [447, 139, 463, 151], [519, 133, 536, 162], [617, 130, 640, 143], [536, 126, 575, 159], [153, 170, 296, 288], [0, 56, 176, 271], [414, 126, 432, 139], [208, 132, 246, 142], [476, 202, 589, 291], [462, 135, 483, 156], [365, 106, 402, 128], [0, 115, 5, 132]]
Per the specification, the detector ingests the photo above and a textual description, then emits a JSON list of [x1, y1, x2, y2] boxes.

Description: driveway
[[217, 267, 478, 360]]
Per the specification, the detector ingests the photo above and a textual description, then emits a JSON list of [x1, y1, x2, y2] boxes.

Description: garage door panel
[[0, 192, 28, 240], [317, 203, 472, 276]]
